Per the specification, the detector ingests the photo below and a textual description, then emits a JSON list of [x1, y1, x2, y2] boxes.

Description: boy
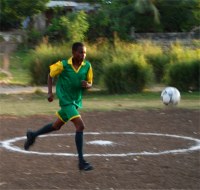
[[24, 42, 93, 171]]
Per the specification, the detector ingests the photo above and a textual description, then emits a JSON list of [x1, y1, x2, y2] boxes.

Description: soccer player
[[24, 42, 93, 171]]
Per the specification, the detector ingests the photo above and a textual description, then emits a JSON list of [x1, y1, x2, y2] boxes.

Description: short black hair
[[72, 42, 84, 51]]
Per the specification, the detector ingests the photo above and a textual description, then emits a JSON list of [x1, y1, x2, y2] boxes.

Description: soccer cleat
[[79, 160, 93, 171], [24, 131, 36, 150]]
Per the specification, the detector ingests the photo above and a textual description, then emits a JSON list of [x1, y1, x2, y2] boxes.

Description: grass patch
[[0, 91, 199, 116], [9, 50, 32, 85], [0, 50, 31, 85], [9, 69, 31, 85]]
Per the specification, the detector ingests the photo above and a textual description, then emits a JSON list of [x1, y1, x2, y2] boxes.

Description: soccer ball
[[161, 87, 181, 105]]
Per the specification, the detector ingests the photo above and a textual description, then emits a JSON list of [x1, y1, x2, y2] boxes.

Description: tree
[[134, 0, 160, 24], [0, 0, 49, 30], [46, 11, 89, 42], [73, 0, 104, 2], [155, 0, 200, 32], [87, 0, 161, 41], [66, 11, 89, 42]]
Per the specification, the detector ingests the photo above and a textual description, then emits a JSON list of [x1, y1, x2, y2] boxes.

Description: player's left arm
[[82, 65, 93, 89]]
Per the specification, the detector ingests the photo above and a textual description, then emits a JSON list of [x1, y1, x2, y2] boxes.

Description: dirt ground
[[0, 109, 200, 190]]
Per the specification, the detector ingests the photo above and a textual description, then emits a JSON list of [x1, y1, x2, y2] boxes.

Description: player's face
[[73, 46, 86, 63]]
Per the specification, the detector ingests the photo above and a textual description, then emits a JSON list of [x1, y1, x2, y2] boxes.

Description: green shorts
[[56, 104, 80, 123]]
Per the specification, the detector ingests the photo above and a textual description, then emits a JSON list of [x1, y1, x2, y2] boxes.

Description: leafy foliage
[[103, 60, 153, 94], [0, 0, 49, 30], [87, 0, 161, 41], [164, 43, 200, 91], [146, 54, 169, 83], [102, 39, 154, 93], [46, 11, 89, 43], [29, 43, 71, 85], [166, 60, 200, 91], [1, 0, 199, 41], [155, 0, 200, 32], [87, 0, 200, 41], [66, 11, 89, 42]]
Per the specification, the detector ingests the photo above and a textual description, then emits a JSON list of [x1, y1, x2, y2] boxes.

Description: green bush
[[26, 29, 43, 47], [87, 55, 103, 85], [146, 54, 170, 83], [166, 60, 200, 91], [45, 17, 68, 42], [123, 62, 153, 93], [86, 41, 111, 86], [104, 63, 124, 93], [168, 42, 200, 62], [29, 42, 102, 85], [103, 57, 154, 94], [27, 40, 199, 91], [29, 43, 71, 85], [163, 42, 200, 91]]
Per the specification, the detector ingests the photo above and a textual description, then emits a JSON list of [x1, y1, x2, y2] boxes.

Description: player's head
[[72, 42, 86, 62]]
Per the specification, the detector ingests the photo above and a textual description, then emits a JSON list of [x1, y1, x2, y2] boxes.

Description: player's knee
[[52, 119, 64, 130], [52, 124, 62, 131], [54, 126, 61, 130], [76, 124, 84, 132]]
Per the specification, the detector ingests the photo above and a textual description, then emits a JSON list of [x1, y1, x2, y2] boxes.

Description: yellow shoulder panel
[[49, 61, 64, 78]]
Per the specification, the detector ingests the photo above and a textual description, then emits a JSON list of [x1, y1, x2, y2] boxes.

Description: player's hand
[[47, 92, 54, 102], [81, 80, 92, 89], [81, 80, 88, 88]]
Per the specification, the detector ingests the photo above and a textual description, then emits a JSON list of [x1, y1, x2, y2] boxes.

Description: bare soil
[[0, 109, 200, 189]]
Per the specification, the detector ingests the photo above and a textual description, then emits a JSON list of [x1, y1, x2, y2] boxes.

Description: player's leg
[[71, 117, 93, 171], [24, 118, 64, 150]]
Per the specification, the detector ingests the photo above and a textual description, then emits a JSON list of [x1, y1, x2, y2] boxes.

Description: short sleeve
[[87, 65, 93, 84], [49, 61, 64, 78]]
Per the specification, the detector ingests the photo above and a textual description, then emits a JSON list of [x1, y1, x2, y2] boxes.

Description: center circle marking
[[0, 132, 200, 157]]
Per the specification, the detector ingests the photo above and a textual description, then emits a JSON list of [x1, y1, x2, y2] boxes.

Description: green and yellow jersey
[[50, 57, 93, 108]]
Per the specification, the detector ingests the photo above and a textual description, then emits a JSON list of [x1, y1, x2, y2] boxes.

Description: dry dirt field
[[0, 109, 200, 189]]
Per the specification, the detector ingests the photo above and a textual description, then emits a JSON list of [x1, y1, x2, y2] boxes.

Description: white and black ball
[[161, 87, 181, 105]]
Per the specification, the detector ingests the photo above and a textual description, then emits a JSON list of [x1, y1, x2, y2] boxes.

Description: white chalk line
[[0, 132, 200, 157]]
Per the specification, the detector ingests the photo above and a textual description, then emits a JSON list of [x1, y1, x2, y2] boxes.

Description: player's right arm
[[47, 61, 64, 102], [47, 74, 54, 102]]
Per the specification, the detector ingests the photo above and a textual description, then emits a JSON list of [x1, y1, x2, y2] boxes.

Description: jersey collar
[[68, 57, 86, 73], [68, 57, 86, 66]]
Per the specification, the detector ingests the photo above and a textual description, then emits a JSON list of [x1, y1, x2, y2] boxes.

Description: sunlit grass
[[0, 92, 199, 116], [9, 69, 31, 85]]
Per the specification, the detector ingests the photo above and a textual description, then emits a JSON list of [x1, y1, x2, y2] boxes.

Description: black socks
[[75, 131, 84, 162], [32, 124, 84, 163], [33, 123, 56, 137]]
